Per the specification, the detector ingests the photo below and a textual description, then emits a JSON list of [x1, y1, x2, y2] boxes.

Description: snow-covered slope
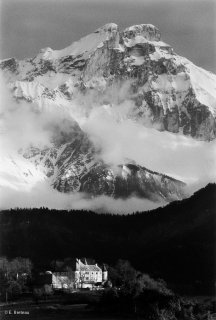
[[0, 153, 45, 191], [35, 23, 119, 61], [18, 120, 185, 202], [1, 23, 216, 208], [1, 23, 216, 140]]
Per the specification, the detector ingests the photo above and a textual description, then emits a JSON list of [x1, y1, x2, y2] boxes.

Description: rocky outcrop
[[1, 23, 216, 140], [0, 58, 19, 73], [22, 138, 185, 202], [19, 115, 185, 202], [80, 163, 185, 201], [122, 24, 161, 41], [3, 23, 216, 203]]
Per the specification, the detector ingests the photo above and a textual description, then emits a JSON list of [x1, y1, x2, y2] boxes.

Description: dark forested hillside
[[0, 184, 215, 294]]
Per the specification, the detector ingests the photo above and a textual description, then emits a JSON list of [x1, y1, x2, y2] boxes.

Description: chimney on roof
[[84, 258, 88, 265]]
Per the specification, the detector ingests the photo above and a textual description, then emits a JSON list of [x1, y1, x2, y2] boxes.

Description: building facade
[[51, 258, 108, 290]]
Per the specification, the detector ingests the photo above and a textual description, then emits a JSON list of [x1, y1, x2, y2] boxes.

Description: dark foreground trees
[[1, 184, 215, 294], [0, 257, 32, 302], [101, 260, 216, 320], [101, 259, 177, 318]]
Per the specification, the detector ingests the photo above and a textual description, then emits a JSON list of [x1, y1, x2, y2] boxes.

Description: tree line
[[0, 183, 215, 295]]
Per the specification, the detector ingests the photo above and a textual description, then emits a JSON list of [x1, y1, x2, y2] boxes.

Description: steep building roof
[[76, 259, 102, 272]]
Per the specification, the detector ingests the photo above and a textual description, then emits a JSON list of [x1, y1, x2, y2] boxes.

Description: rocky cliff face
[[1, 23, 216, 140], [19, 119, 185, 202], [2, 23, 215, 205]]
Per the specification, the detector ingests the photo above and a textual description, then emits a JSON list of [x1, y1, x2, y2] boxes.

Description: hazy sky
[[0, 0, 215, 72]]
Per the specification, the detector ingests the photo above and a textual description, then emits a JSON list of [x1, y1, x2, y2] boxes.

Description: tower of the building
[[75, 258, 80, 287], [102, 264, 108, 282]]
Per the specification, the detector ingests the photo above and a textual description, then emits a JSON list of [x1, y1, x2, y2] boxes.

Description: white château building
[[51, 258, 108, 290]]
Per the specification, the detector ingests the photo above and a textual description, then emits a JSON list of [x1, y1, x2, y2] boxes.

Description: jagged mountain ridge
[[1, 23, 216, 140], [2, 22, 216, 205], [20, 120, 185, 202]]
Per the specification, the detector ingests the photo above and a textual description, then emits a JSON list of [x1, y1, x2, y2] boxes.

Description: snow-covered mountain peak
[[1, 22, 216, 210], [94, 22, 118, 33], [33, 23, 119, 63], [34, 23, 161, 62], [35, 47, 54, 61], [123, 24, 161, 41], [1, 22, 216, 141]]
